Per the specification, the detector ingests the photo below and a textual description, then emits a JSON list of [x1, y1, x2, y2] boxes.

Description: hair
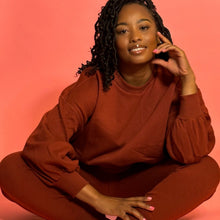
[[77, 0, 173, 91]]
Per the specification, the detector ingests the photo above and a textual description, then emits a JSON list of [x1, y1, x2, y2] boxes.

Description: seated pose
[[0, 0, 219, 219]]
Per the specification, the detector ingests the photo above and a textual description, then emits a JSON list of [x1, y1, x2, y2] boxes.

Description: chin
[[119, 54, 154, 67], [129, 57, 153, 65], [128, 53, 154, 63]]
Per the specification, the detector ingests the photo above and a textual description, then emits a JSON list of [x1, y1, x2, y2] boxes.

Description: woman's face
[[115, 3, 159, 66]]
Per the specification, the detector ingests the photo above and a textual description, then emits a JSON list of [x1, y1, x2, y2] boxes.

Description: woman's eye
[[116, 29, 128, 34], [140, 26, 149, 30]]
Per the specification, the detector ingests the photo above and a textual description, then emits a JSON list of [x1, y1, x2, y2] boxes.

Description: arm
[[165, 85, 215, 164], [152, 32, 215, 164], [21, 71, 98, 197], [21, 72, 155, 220]]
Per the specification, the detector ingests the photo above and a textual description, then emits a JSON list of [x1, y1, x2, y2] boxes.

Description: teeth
[[131, 48, 145, 52]]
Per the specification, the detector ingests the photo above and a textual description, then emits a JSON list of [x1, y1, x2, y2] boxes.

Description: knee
[[198, 156, 220, 192], [0, 152, 22, 189]]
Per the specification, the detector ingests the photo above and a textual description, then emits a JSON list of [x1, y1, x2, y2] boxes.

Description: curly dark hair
[[77, 0, 173, 91]]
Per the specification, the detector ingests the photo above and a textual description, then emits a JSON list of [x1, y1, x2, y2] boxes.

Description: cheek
[[144, 29, 158, 46], [115, 38, 129, 59], [115, 37, 127, 51], [145, 37, 158, 51]]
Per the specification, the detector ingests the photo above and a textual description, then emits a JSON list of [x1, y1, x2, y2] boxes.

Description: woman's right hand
[[93, 194, 154, 220], [76, 184, 154, 220]]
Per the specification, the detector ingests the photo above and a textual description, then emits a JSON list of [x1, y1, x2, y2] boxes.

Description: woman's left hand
[[152, 32, 194, 77]]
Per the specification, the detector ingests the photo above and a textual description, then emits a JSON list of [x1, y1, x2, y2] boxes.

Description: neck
[[118, 62, 154, 87]]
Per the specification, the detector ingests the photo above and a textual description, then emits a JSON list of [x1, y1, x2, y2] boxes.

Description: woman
[[0, 0, 219, 219]]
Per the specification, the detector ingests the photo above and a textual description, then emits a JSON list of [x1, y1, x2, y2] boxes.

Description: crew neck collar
[[114, 70, 155, 93]]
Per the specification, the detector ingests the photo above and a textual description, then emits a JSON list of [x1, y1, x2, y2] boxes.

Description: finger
[[126, 207, 145, 220], [126, 196, 152, 202], [151, 58, 169, 68], [156, 45, 184, 57], [122, 214, 131, 220], [157, 31, 172, 44], [129, 201, 155, 212], [162, 44, 175, 50], [162, 45, 183, 55], [153, 45, 177, 54], [156, 42, 171, 51]]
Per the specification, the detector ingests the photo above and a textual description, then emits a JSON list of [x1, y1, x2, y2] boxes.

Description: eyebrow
[[115, 18, 152, 27]]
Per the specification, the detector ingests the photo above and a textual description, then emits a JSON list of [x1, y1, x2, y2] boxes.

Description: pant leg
[[0, 152, 107, 220], [1, 153, 219, 220], [112, 156, 220, 220]]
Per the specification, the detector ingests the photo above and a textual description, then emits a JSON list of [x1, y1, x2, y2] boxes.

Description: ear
[[157, 36, 162, 45], [156, 32, 161, 45]]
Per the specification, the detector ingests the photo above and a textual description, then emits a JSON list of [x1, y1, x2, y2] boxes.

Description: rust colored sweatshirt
[[21, 68, 215, 198]]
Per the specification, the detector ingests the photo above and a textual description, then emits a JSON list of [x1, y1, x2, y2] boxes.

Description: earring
[[157, 40, 163, 46]]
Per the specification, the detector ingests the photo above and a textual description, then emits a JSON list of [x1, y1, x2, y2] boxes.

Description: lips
[[130, 47, 145, 52], [129, 44, 147, 54]]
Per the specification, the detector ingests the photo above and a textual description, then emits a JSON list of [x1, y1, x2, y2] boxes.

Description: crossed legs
[[0, 152, 219, 220]]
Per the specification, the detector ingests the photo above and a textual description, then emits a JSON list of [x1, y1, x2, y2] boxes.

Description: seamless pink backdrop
[[0, 0, 220, 219]]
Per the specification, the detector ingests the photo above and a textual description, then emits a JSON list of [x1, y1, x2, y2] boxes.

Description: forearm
[[75, 184, 102, 208], [181, 72, 197, 96]]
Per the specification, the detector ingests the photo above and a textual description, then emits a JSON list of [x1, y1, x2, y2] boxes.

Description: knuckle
[[120, 211, 127, 219], [130, 207, 139, 215], [136, 201, 143, 206], [122, 213, 130, 220]]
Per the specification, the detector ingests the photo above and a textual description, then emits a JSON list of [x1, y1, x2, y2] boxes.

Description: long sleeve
[[21, 72, 98, 197], [166, 86, 215, 164]]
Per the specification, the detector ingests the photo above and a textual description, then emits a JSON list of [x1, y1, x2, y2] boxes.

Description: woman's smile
[[129, 44, 147, 55], [115, 3, 159, 66]]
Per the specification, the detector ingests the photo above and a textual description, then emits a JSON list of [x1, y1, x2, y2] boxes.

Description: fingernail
[[153, 49, 158, 53], [146, 196, 152, 201], [149, 206, 155, 211], [143, 218, 147, 220]]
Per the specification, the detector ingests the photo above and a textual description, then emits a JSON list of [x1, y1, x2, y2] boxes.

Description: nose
[[130, 29, 142, 43]]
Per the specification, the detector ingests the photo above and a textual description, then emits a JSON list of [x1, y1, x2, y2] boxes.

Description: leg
[[113, 157, 220, 220], [0, 152, 107, 220]]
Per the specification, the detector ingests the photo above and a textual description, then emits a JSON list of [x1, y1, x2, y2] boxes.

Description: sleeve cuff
[[53, 171, 89, 198], [179, 92, 202, 118]]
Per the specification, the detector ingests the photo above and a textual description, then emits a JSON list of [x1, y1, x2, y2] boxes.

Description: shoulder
[[59, 68, 101, 106]]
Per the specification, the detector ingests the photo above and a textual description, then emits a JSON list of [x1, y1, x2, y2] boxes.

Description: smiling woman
[[115, 3, 159, 86], [0, 0, 219, 220], [115, 4, 157, 60]]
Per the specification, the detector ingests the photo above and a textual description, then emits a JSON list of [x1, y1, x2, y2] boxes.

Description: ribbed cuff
[[54, 171, 89, 198], [179, 93, 202, 118]]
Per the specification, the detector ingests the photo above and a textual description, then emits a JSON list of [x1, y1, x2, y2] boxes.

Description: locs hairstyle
[[77, 0, 172, 91]]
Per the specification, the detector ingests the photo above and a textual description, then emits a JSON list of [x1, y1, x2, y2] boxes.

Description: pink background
[[0, 0, 219, 219]]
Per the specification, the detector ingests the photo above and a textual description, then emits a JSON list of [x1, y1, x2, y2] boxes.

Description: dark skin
[[75, 3, 197, 220], [115, 3, 197, 96], [115, 3, 159, 87]]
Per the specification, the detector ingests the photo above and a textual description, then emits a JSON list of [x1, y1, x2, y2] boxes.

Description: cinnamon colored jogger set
[[0, 68, 220, 219], [0, 152, 219, 220]]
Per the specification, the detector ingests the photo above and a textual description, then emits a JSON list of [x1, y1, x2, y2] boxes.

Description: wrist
[[181, 71, 195, 81], [180, 73, 197, 96], [76, 184, 103, 207]]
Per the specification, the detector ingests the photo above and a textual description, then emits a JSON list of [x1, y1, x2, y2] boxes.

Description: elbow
[[174, 155, 202, 165], [168, 147, 210, 165], [167, 145, 206, 165], [21, 147, 29, 163], [21, 145, 33, 165], [166, 136, 215, 165]]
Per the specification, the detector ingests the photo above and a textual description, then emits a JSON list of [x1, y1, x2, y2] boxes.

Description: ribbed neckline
[[114, 70, 155, 94]]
